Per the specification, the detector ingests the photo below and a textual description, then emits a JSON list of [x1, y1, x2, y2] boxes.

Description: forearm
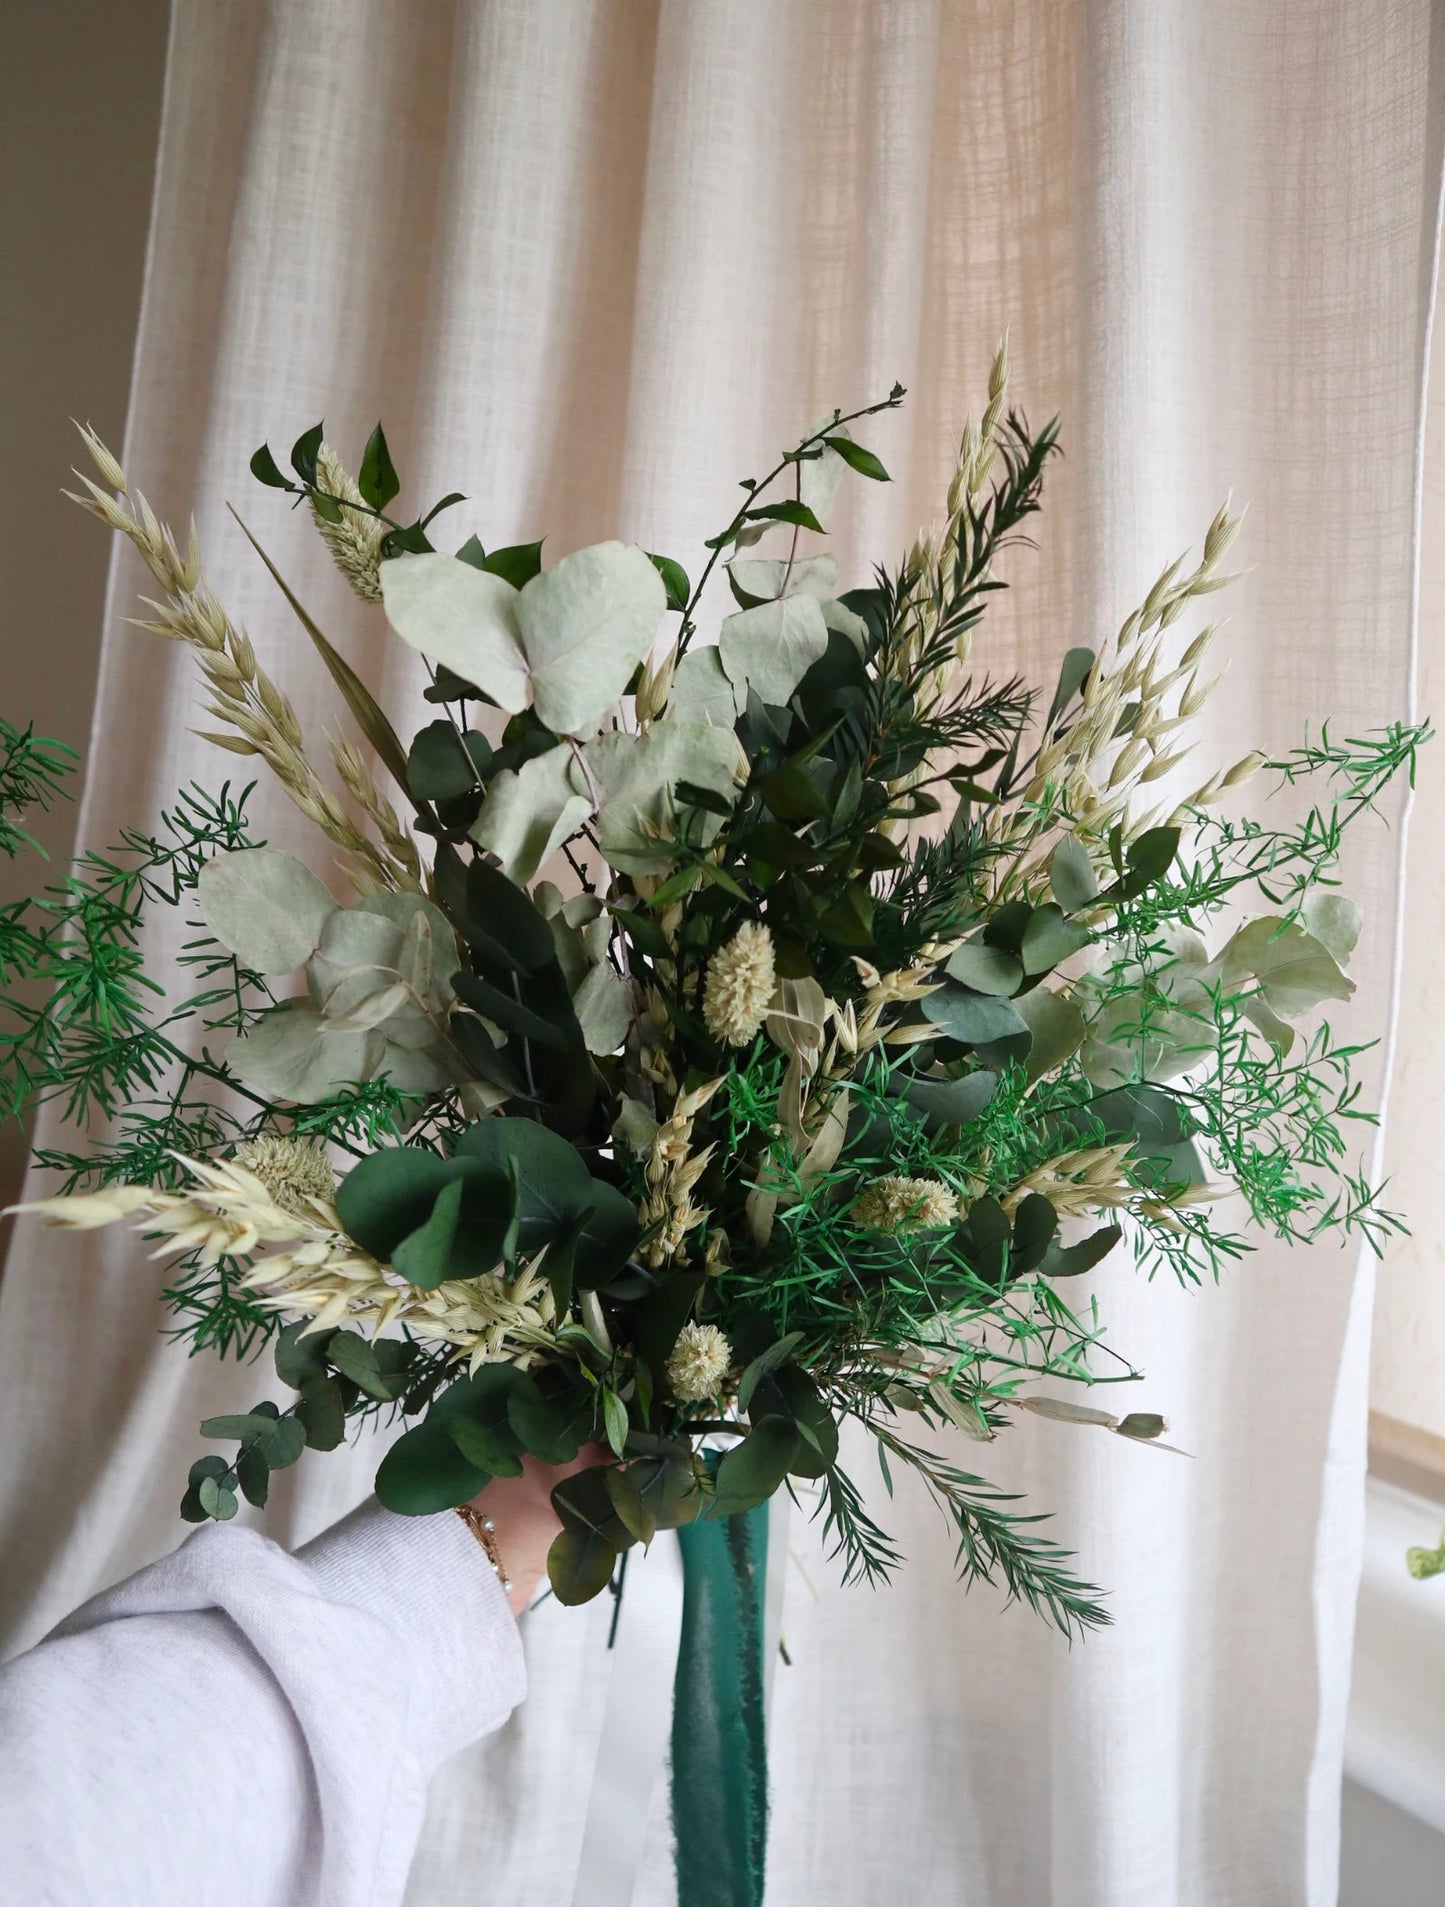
[[0, 1500, 525, 1907]]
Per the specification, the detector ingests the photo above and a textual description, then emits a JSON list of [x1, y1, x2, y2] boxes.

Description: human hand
[[467, 1449, 605, 1617]]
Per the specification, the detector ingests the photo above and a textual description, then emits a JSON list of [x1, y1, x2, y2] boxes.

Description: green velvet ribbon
[[670, 1498, 770, 1907]]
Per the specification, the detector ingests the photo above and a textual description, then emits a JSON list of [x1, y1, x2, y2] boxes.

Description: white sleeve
[[0, 1498, 526, 1907]]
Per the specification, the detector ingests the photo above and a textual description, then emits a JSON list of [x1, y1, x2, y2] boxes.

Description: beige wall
[[0, 0, 169, 1207]]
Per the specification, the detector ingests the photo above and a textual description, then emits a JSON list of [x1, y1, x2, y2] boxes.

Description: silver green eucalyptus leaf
[[799, 423, 848, 530], [1015, 987, 1087, 1084], [321, 975, 414, 1032], [379, 554, 529, 711], [1302, 892, 1362, 967], [667, 647, 742, 727], [727, 555, 838, 605], [572, 962, 632, 1055], [470, 745, 591, 884], [516, 541, 666, 738], [613, 1096, 660, 1154], [534, 887, 609, 989], [1080, 994, 1213, 1089], [820, 596, 869, 654], [1216, 915, 1355, 1018], [584, 722, 747, 875], [531, 886, 630, 1053], [197, 848, 338, 975], [225, 1002, 379, 1102], [718, 594, 828, 708]]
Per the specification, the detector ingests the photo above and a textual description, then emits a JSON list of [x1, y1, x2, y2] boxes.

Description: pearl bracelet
[[454, 1504, 512, 1593]]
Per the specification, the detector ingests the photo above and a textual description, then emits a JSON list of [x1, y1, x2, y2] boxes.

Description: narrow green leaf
[[250, 443, 293, 490], [228, 508, 416, 807], [823, 436, 889, 481], [744, 499, 826, 535], [358, 422, 400, 510], [648, 552, 691, 612], [289, 422, 323, 487]]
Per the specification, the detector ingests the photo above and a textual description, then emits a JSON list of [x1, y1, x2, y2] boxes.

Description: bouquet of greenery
[[2, 344, 1419, 1903]]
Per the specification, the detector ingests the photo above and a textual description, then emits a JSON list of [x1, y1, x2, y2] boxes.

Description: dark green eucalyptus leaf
[[508, 1371, 595, 1464], [200, 1412, 271, 1442], [358, 422, 400, 511], [295, 1374, 345, 1451], [236, 1445, 270, 1509], [188, 1454, 230, 1486], [1020, 904, 1091, 977], [736, 1331, 807, 1412], [900, 1068, 998, 1127], [327, 1330, 406, 1402], [607, 1453, 703, 1543], [336, 1148, 466, 1261], [750, 1366, 839, 1477], [711, 1416, 801, 1517], [1010, 1192, 1059, 1274], [946, 942, 1023, 996], [407, 720, 491, 801], [391, 1176, 466, 1291], [374, 1371, 505, 1514], [552, 1465, 637, 1549], [957, 1195, 1012, 1286], [275, 1320, 335, 1389], [256, 1415, 306, 1470], [448, 1417, 525, 1479], [1126, 827, 1181, 884], [981, 901, 1035, 955], [459, 859, 559, 973], [1038, 1223, 1124, 1278], [921, 984, 1029, 1048], [547, 1525, 619, 1605]]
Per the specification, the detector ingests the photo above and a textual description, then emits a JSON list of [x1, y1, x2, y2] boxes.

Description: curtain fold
[[2, 4, 1439, 1902]]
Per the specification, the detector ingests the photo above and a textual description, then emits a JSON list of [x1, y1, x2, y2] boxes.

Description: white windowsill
[[1345, 1476, 1445, 1830]]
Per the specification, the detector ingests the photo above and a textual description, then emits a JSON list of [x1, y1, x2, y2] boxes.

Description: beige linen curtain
[[2, 4, 1440, 1903]]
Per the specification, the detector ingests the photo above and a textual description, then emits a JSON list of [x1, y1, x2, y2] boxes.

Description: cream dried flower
[[230, 1136, 336, 1217], [851, 1174, 959, 1234], [311, 443, 384, 604], [666, 1321, 733, 1402], [703, 921, 776, 1046]]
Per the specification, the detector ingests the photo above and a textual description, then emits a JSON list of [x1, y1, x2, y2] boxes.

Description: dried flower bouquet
[[3, 347, 1420, 1642]]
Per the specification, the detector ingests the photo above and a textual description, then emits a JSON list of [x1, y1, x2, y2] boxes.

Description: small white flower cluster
[[703, 921, 776, 1047], [665, 1321, 733, 1402], [850, 1174, 959, 1234]]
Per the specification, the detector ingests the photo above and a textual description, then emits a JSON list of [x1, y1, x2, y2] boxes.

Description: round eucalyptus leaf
[[197, 847, 337, 974], [224, 1004, 379, 1103], [547, 1525, 619, 1605], [710, 1416, 802, 1517], [381, 553, 530, 711], [517, 541, 666, 738], [946, 941, 1023, 996]]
